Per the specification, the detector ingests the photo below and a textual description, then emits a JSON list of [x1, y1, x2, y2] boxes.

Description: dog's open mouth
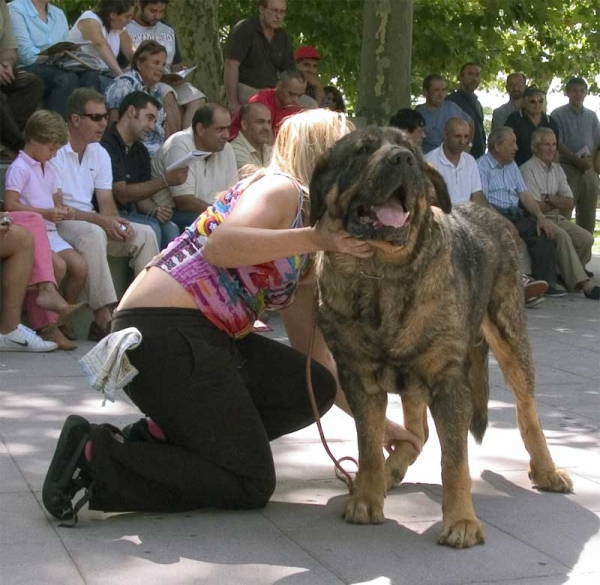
[[357, 185, 410, 229]]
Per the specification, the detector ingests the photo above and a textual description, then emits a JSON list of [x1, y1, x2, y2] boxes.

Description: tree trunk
[[357, 0, 413, 125], [164, 0, 222, 102]]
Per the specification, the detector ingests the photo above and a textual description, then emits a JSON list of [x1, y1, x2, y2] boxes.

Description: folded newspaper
[[165, 149, 211, 172], [161, 66, 197, 85], [78, 327, 143, 404], [39, 41, 91, 56]]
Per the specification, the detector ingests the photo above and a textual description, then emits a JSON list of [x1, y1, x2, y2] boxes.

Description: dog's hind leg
[[340, 372, 388, 525], [482, 302, 573, 494], [385, 383, 428, 490], [430, 376, 486, 548]]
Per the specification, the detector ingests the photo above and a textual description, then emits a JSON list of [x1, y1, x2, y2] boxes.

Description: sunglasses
[[528, 99, 544, 104], [81, 113, 109, 121]]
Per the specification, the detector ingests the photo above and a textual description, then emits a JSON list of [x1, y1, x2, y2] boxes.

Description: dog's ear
[[423, 163, 452, 214], [309, 150, 333, 226]]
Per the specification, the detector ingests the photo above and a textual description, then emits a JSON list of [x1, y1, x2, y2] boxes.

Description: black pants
[[506, 215, 557, 283], [0, 70, 44, 151], [88, 308, 337, 513]]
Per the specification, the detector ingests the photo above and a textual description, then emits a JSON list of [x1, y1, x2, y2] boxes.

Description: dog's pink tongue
[[374, 200, 409, 228]]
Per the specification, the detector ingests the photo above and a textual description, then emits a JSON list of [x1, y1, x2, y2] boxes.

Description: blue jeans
[[119, 210, 180, 250], [22, 63, 106, 118], [171, 210, 200, 233]]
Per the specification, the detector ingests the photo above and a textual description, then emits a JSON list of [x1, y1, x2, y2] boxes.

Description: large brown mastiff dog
[[309, 126, 573, 548]]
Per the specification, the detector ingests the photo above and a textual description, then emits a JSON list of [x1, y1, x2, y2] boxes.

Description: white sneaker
[[0, 324, 58, 352]]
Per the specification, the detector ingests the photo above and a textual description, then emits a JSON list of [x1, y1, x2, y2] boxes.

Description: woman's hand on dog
[[312, 218, 374, 258], [384, 419, 423, 454]]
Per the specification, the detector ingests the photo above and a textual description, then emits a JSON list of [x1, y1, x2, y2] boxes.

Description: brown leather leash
[[304, 285, 358, 494]]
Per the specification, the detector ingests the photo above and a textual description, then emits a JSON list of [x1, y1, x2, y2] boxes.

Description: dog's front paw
[[343, 495, 385, 524], [529, 466, 573, 493], [438, 518, 485, 548]]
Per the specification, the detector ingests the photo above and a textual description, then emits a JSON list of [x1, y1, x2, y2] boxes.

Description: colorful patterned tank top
[[150, 172, 308, 338]]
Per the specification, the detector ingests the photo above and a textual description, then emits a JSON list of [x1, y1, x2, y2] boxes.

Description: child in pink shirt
[[4, 111, 87, 349]]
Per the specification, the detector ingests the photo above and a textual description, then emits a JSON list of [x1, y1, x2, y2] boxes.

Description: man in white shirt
[[425, 118, 486, 205], [54, 89, 159, 340], [126, 0, 206, 129], [230, 102, 273, 172], [520, 127, 598, 299], [152, 103, 239, 231]]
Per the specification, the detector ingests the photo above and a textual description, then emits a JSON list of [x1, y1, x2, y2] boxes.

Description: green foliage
[[59, 0, 600, 109]]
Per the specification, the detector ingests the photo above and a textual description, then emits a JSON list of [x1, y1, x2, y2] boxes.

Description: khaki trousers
[[57, 220, 158, 310], [547, 213, 594, 291], [561, 163, 599, 235]]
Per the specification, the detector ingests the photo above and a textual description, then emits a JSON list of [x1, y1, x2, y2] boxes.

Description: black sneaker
[[544, 286, 567, 298], [42, 415, 94, 523]]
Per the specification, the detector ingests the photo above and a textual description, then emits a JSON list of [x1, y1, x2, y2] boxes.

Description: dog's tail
[[468, 340, 489, 444]]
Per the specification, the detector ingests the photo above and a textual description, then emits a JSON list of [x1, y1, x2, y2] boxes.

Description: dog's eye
[[356, 141, 374, 155]]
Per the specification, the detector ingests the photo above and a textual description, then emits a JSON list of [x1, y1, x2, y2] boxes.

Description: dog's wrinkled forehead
[[328, 127, 415, 188]]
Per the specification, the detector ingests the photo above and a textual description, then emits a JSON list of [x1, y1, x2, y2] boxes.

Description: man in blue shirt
[[551, 77, 600, 234], [416, 74, 472, 154]]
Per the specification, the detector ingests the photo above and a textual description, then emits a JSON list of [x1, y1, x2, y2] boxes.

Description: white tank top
[[69, 10, 121, 71]]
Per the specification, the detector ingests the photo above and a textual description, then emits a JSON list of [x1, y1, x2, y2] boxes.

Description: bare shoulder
[[227, 174, 303, 229]]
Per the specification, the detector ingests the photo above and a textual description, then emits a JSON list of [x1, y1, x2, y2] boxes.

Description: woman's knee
[[238, 471, 276, 509]]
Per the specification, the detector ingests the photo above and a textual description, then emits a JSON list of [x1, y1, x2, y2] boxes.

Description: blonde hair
[[269, 109, 354, 189], [24, 110, 69, 146]]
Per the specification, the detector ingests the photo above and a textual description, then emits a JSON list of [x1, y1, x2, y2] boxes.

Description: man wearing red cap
[[294, 45, 324, 109]]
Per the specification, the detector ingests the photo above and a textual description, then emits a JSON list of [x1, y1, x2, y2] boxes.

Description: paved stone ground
[[1, 256, 599, 585]]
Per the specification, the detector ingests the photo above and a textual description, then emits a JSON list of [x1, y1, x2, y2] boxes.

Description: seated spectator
[[416, 74, 472, 154], [520, 128, 598, 300], [126, 0, 206, 129], [53, 88, 158, 341], [223, 0, 294, 114], [492, 72, 526, 130], [3, 111, 88, 348], [69, 0, 135, 92], [152, 103, 239, 231], [505, 86, 559, 166], [389, 108, 426, 150], [0, 0, 44, 157], [8, 0, 105, 118], [230, 103, 273, 170], [105, 39, 179, 155], [0, 212, 58, 352], [425, 118, 485, 205], [294, 45, 323, 108], [550, 76, 600, 235], [229, 69, 305, 140], [322, 85, 345, 113], [478, 127, 564, 297], [101, 91, 186, 249]]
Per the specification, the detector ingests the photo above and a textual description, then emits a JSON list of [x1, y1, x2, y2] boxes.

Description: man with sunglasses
[[53, 88, 159, 341], [223, 0, 294, 115], [505, 86, 559, 166]]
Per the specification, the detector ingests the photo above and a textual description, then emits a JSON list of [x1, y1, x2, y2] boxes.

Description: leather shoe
[[584, 285, 600, 300], [87, 321, 112, 342]]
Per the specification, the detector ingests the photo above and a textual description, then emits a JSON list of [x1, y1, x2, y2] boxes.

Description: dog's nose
[[388, 149, 414, 167]]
